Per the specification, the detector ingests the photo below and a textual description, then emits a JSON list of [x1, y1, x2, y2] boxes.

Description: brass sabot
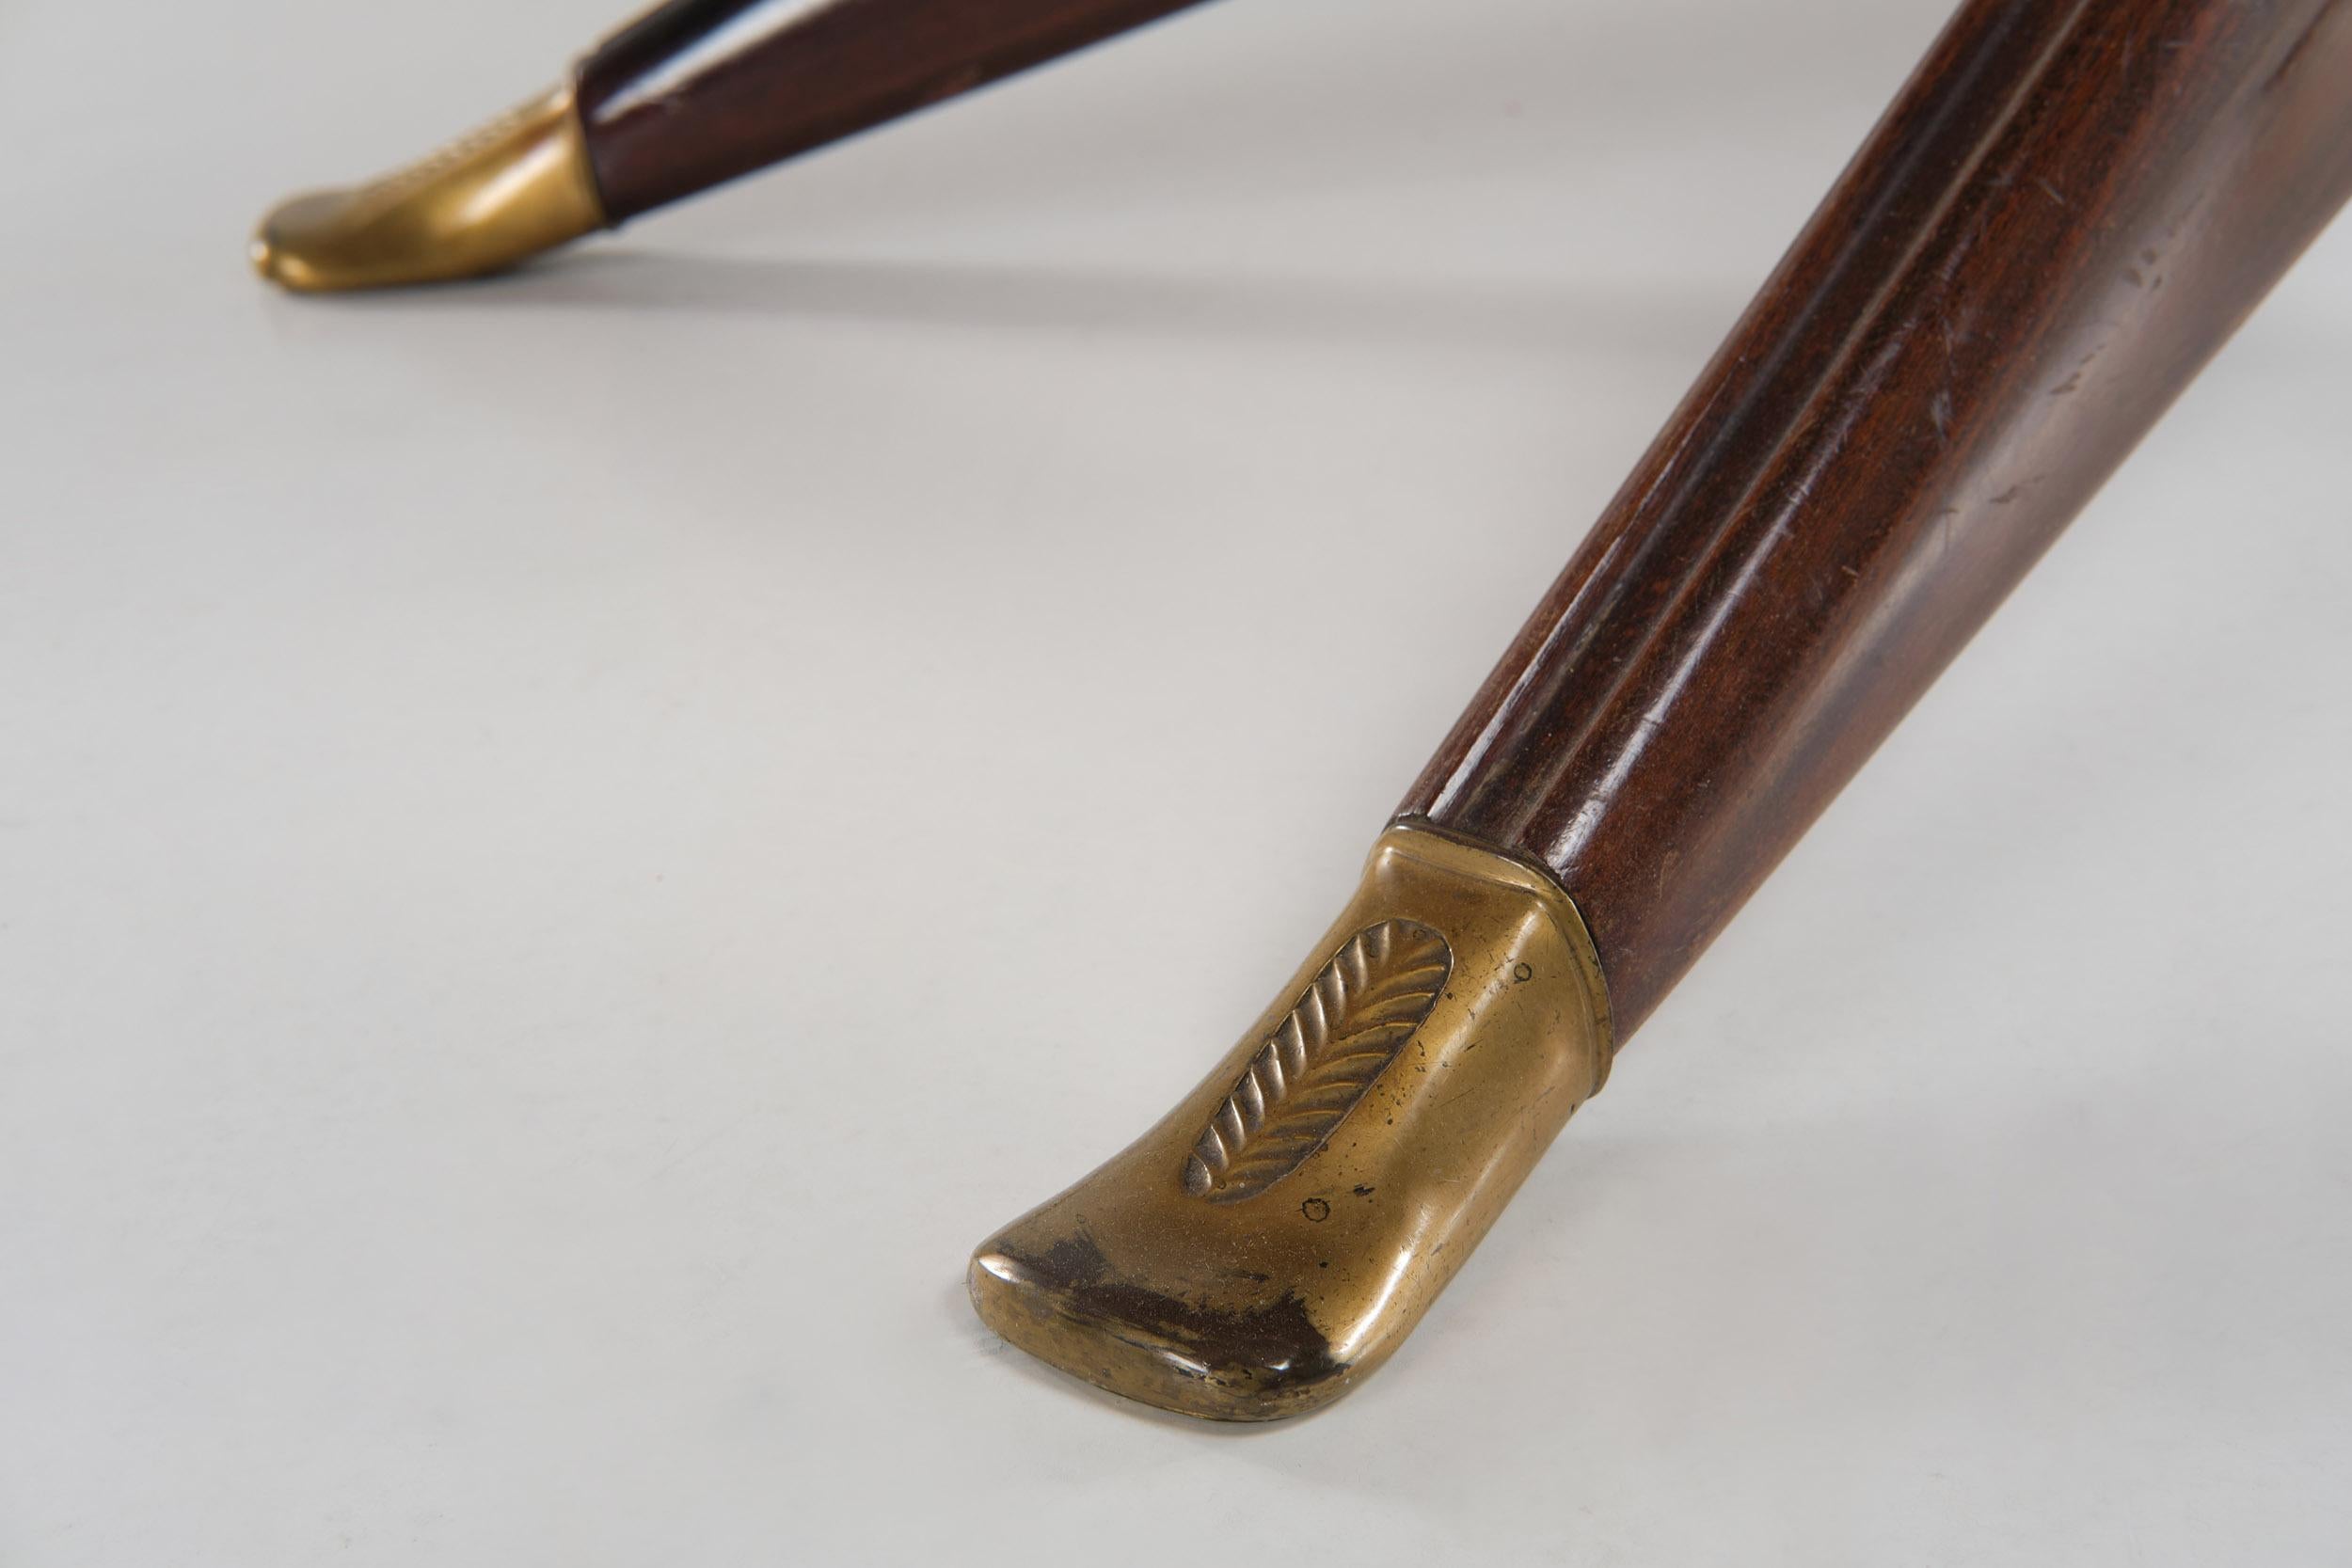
[[968, 823, 1614, 1421], [251, 87, 603, 293]]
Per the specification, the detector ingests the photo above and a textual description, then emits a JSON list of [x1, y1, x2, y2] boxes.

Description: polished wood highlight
[[575, 0, 1219, 222], [1402, 0, 2352, 1037]]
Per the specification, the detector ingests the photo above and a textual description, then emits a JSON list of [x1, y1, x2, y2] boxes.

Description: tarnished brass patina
[[969, 823, 1614, 1420], [251, 87, 603, 293]]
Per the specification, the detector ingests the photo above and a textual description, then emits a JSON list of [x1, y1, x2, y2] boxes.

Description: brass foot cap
[[968, 826, 1613, 1421], [251, 87, 604, 293]]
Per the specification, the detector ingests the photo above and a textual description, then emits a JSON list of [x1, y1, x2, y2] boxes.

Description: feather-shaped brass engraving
[[1183, 919, 1452, 1202]]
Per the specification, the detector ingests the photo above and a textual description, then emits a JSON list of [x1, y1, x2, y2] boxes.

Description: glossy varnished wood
[[1403, 0, 2352, 1036], [575, 0, 1218, 222]]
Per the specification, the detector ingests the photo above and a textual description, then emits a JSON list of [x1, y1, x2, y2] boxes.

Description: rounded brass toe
[[250, 87, 605, 293], [249, 193, 350, 291], [966, 826, 1614, 1420]]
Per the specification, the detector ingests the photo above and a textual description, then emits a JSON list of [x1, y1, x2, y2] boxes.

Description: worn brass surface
[[968, 823, 1614, 1421], [251, 87, 603, 293]]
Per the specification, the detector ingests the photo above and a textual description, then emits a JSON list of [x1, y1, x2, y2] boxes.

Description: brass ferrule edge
[[251, 87, 605, 293], [968, 822, 1614, 1421]]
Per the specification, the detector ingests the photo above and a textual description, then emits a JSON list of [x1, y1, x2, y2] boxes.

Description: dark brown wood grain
[[1401, 0, 2352, 1037], [575, 0, 1219, 222]]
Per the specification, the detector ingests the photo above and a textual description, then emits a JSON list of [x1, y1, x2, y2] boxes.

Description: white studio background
[[3, 1, 2348, 1562]]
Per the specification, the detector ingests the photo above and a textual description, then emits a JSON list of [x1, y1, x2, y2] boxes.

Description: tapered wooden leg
[[252, 0, 1219, 292], [973, 0, 2352, 1418]]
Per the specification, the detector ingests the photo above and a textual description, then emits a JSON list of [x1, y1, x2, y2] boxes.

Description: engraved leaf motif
[[1183, 918, 1452, 1203]]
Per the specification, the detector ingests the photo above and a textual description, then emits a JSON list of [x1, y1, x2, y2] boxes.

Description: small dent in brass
[[1514, 961, 1534, 982], [1300, 1198, 1330, 1223]]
